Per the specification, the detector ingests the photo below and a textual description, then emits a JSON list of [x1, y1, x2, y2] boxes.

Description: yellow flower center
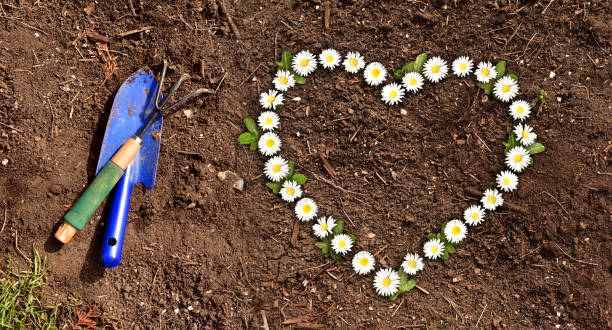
[[409, 78, 417, 85], [522, 131, 529, 138], [272, 164, 281, 173], [452, 226, 461, 235], [382, 277, 391, 287], [300, 59, 309, 67], [502, 84, 511, 93], [431, 65, 440, 73], [503, 178, 511, 185], [279, 76, 288, 85], [349, 58, 358, 67], [371, 68, 380, 78], [360, 257, 369, 267], [390, 90, 398, 98], [459, 63, 467, 71], [326, 55, 334, 63], [338, 240, 346, 248], [487, 195, 496, 204], [517, 106, 525, 114], [408, 260, 417, 268], [514, 155, 523, 163], [431, 245, 438, 253], [320, 222, 328, 231], [481, 68, 490, 76], [265, 139, 275, 148], [471, 212, 479, 220], [265, 117, 273, 125], [302, 204, 311, 213], [267, 95, 276, 103], [286, 187, 295, 195]]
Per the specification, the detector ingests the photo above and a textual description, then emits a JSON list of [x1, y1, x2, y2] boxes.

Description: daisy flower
[[497, 170, 519, 192], [402, 72, 424, 93], [258, 132, 281, 156], [514, 123, 537, 146], [259, 90, 284, 110], [423, 238, 444, 260], [422, 56, 448, 83], [264, 156, 289, 182], [279, 180, 302, 202], [481, 188, 503, 211], [444, 219, 468, 244], [373, 268, 400, 297], [292, 50, 317, 77], [509, 100, 531, 121], [493, 76, 519, 102], [272, 70, 295, 92], [257, 111, 280, 131], [381, 83, 404, 105], [475, 61, 497, 83], [363, 62, 387, 86], [452, 56, 473, 77], [401, 253, 424, 275], [352, 251, 375, 275], [319, 49, 341, 70], [312, 216, 336, 238], [294, 197, 318, 222], [463, 205, 485, 226], [343, 51, 365, 73], [331, 234, 353, 255], [505, 146, 531, 172]]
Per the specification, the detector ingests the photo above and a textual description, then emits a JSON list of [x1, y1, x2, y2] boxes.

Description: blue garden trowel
[[96, 69, 163, 268]]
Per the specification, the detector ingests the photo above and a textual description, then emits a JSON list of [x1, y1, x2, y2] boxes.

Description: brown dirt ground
[[1, 0, 611, 328]]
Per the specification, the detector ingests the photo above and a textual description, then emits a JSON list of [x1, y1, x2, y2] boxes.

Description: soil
[[1, 0, 611, 328]]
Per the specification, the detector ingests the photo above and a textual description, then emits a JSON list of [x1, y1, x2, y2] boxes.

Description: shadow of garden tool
[[55, 60, 212, 247]]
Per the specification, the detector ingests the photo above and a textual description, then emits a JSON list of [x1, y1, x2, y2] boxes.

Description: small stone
[[232, 178, 244, 192], [183, 109, 193, 118], [456, 139, 466, 145], [549, 71, 556, 78], [452, 276, 462, 283], [400, 109, 408, 115], [474, 268, 481, 275], [187, 202, 196, 209], [367, 233, 376, 239], [1, 159, 8, 166]]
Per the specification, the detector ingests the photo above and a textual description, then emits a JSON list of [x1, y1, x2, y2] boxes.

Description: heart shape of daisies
[[240, 48, 540, 299]]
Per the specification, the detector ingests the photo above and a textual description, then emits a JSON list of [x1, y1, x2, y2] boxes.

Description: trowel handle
[[100, 163, 135, 268], [54, 136, 142, 244]]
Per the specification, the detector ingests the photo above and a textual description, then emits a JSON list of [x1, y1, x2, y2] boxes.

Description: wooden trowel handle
[[54, 137, 142, 244]]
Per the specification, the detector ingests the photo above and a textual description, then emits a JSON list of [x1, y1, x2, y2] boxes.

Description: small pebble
[[1, 159, 7, 166], [549, 71, 556, 78]]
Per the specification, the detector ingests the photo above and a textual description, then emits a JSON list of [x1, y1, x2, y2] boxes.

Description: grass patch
[[0, 247, 58, 329]]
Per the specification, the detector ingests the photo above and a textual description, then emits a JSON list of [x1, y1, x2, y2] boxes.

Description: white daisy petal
[[401, 253, 424, 275], [381, 83, 404, 105], [422, 56, 448, 83], [363, 62, 387, 86], [509, 100, 531, 121], [475, 61, 497, 83], [402, 72, 424, 92], [280, 180, 302, 202], [343, 51, 365, 73], [257, 111, 280, 131], [373, 268, 400, 296], [258, 132, 281, 156], [292, 50, 317, 77], [493, 76, 519, 102], [331, 233, 353, 255], [443, 219, 468, 244], [481, 188, 503, 211], [294, 197, 318, 222], [352, 251, 376, 275], [423, 238, 444, 259], [319, 49, 341, 70], [259, 89, 284, 110], [505, 146, 531, 172], [497, 170, 519, 192], [272, 70, 296, 92], [514, 123, 537, 146], [463, 205, 485, 226], [264, 156, 289, 182], [312, 216, 336, 238], [452, 56, 473, 77]]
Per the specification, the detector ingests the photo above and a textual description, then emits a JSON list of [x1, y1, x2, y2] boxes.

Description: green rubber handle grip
[[63, 161, 124, 231]]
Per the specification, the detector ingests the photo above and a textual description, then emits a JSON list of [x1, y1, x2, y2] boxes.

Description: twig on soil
[[318, 151, 336, 177], [0, 121, 23, 133], [261, 310, 270, 330], [503, 22, 522, 50], [128, 0, 137, 16], [0, 14, 48, 35], [415, 285, 429, 295], [596, 171, 612, 176], [519, 244, 542, 259], [541, 0, 556, 14], [443, 296, 464, 323], [339, 198, 356, 227], [1, 202, 7, 235], [14, 229, 32, 264], [239, 63, 263, 87], [323, 1, 331, 30], [215, 72, 227, 93], [290, 218, 300, 247], [349, 124, 362, 142], [149, 266, 160, 300], [472, 131, 491, 153], [239, 257, 257, 291], [555, 243, 598, 266], [391, 298, 404, 318], [542, 191, 569, 216], [473, 302, 487, 329], [375, 171, 387, 185], [117, 26, 153, 38], [217, 0, 241, 39]]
